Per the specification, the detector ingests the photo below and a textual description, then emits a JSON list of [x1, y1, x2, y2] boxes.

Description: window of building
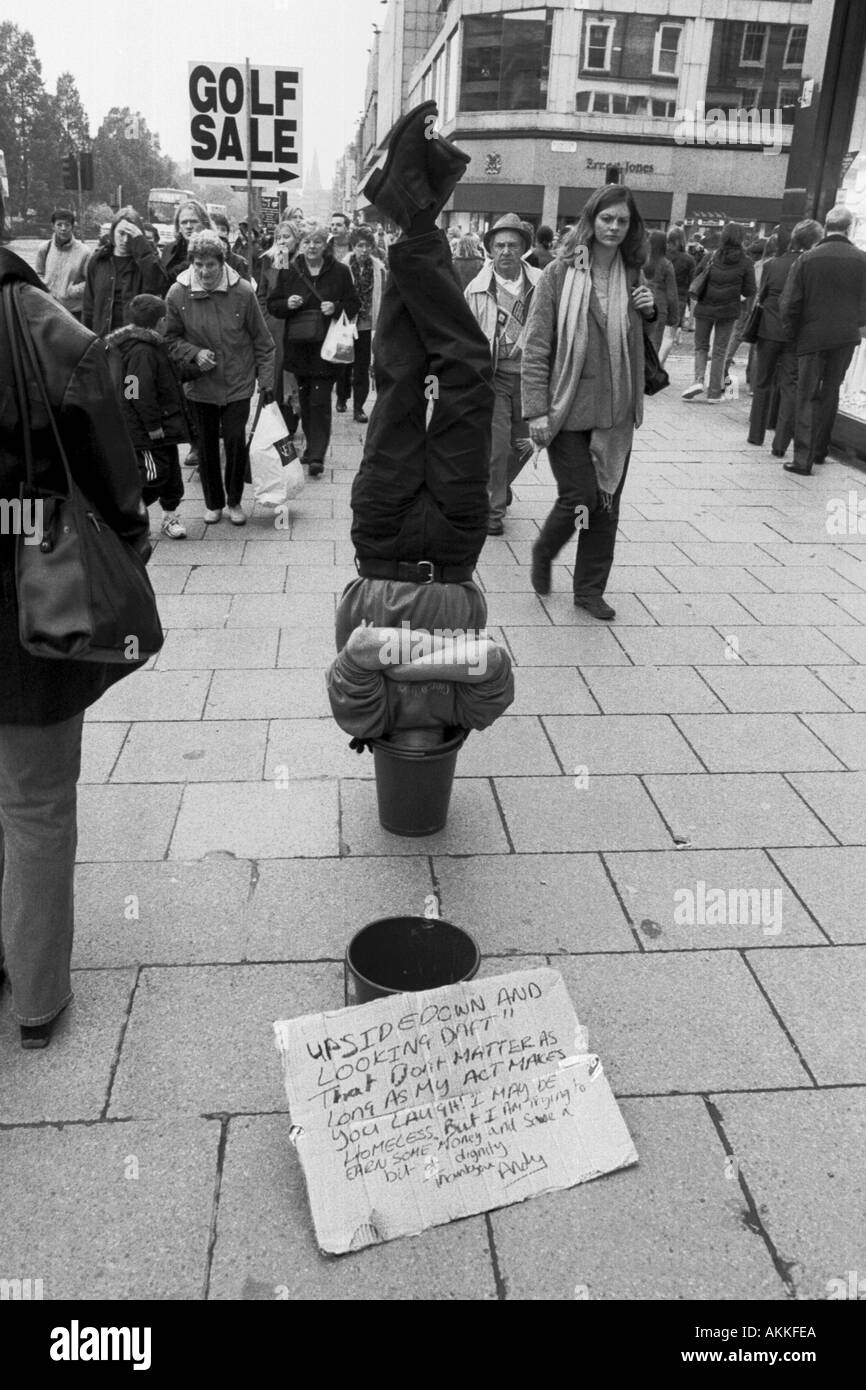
[[653, 24, 682, 78], [778, 83, 801, 111], [584, 21, 614, 73], [736, 86, 762, 110], [444, 28, 459, 122], [576, 90, 647, 116], [651, 97, 677, 119], [460, 9, 552, 112], [740, 23, 768, 67], [784, 25, 808, 68]]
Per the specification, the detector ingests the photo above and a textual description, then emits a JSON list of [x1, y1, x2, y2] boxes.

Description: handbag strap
[[295, 265, 324, 303], [5, 281, 75, 499], [2, 283, 36, 490]]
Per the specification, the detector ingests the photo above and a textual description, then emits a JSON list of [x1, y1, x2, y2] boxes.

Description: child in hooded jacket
[[105, 293, 200, 538]]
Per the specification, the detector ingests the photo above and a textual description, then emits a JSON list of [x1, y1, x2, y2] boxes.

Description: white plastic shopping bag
[[248, 401, 304, 507], [320, 311, 357, 364]]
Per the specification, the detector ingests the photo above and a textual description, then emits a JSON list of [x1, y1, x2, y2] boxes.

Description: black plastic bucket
[[345, 915, 481, 1005], [371, 730, 466, 837]]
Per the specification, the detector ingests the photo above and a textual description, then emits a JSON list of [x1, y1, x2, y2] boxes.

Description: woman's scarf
[[547, 252, 640, 506], [350, 252, 375, 318]]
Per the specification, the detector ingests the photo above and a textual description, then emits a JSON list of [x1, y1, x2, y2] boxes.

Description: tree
[[55, 71, 90, 150], [0, 22, 47, 216], [91, 106, 180, 215]]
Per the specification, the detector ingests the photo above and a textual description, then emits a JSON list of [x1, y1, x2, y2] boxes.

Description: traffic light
[[62, 152, 77, 190], [78, 152, 93, 190], [60, 151, 94, 191]]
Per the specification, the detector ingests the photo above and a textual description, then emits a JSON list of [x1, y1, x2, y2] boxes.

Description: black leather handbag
[[4, 282, 164, 664], [284, 272, 326, 342], [643, 328, 670, 395]]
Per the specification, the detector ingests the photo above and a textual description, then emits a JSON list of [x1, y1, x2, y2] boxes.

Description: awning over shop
[[451, 183, 545, 214], [685, 192, 785, 224], [557, 187, 673, 221]]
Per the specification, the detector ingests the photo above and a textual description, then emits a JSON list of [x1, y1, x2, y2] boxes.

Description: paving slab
[[205, 668, 327, 720], [184, 564, 288, 594], [111, 720, 268, 783], [156, 629, 279, 670], [0, 969, 135, 1122], [505, 667, 600, 715], [672, 713, 844, 772], [696, 666, 849, 713], [819, 626, 866, 662], [676, 543, 785, 566], [605, 849, 825, 950], [169, 781, 339, 859], [744, 566, 859, 593], [555, 952, 809, 1094], [490, 1095, 785, 1300], [208, 1115, 497, 1300], [598, 565, 679, 592], [656, 565, 773, 593], [638, 593, 759, 626], [714, 1090, 866, 1301], [480, 592, 553, 625], [149, 566, 191, 593], [149, 539, 246, 566], [809, 665, 866, 710], [642, 773, 835, 849], [580, 666, 724, 714], [266, 717, 372, 781], [746, 945, 866, 1085], [73, 860, 251, 966], [610, 626, 731, 665], [504, 626, 631, 666], [433, 853, 634, 955], [152, 595, 233, 629], [770, 847, 866, 944], [244, 856, 432, 960], [786, 771, 866, 845], [495, 775, 672, 853], [87, 671, 212, 722], [543, 713, 702, 775], [225, 591, 335, 630], [475, 563, 573, 593], [734, 593, 854, 626], [0, 1119, 219, 1299], [76, 784, 183, 861], [340, 778, 510, 856], [109, 963, 342, 1118], [539, 592, 659, 625], [79, 722, 130, 783], [287, 564, 353, 594], [454, 716, 561, 776], [714, 626, 853, 665]]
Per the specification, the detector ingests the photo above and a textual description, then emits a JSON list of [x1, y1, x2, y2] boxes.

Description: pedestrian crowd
[[1, 99, 866, 1049]]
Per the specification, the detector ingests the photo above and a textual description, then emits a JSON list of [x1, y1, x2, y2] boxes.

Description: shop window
[[784, 25, 808, 68], [653, 24, 682, 78], [740, 23, 768, 67], [584, 21, 614, 73], [460, 9, 552, 113]]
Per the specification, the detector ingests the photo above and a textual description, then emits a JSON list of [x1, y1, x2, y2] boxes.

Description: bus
[[206, 203, 227, 223], [146, 188, 195, 246]]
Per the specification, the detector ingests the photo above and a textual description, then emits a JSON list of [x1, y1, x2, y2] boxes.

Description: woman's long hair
[[559, 184, 647, 269], [717, 221, 747, 263], [173, 198, 213, 237], [645, 229, 668, 276]]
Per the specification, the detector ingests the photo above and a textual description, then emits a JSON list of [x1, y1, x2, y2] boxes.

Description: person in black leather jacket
[[0, 244, 152, 1049]]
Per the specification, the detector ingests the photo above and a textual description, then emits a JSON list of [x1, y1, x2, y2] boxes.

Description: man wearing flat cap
[[464, 213, 543, 535]]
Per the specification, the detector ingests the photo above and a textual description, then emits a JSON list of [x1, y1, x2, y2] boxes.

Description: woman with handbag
[[163, 229, 275, 525], [522, 184, 657, 621], [747, 221, 823, 450], [0, 245, 154, 1049], [683, 223, 756, 403], [267, 225, 359, 476]]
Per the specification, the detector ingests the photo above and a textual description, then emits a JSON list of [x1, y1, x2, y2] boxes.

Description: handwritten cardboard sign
[[274, 967, 637, 1254]]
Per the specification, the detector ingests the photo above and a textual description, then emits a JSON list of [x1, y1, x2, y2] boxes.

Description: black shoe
[[308, 462, 324, 477], [530, 542, 552, 596], [783, 462, 811, 475], [425, 127, 472, 216], [20, 1021, 53, 1049], [353, 411, 369, 424], [487, 521, 504, 536], [336, 400, 347, 413], [574, 595, 616, 621], [357, 101, 439, 231]]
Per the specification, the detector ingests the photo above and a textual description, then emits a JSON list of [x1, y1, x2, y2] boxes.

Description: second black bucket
[[345, 915, 481, 1005], [371, 730, 466, 837]]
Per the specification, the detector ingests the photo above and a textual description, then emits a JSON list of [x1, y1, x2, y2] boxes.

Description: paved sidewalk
[[2, 339, 865, 1301]]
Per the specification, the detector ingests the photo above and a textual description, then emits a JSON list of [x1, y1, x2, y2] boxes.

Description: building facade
[[354, 0, 828, 235]]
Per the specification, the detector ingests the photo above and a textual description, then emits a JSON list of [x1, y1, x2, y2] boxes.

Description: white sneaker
[[682, 382, 704, 400], [161, 513, 187, 539], [227, 505, 246, 526], [203, 508, 222, 524]]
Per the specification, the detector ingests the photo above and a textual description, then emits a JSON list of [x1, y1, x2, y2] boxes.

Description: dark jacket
[[0, 249, 151, 725], [756, 250, 799, 343], [693, 245, 756, 322], [267, 256, 360, 378], [525, 246, 554, 271], [648, 255, 679, 329], [104, 325, 197, 449], [668, 249, 696, 304], [779, 234, 866, 354], [83, 236, 168, 337], [451, 253, 485, 290], [164, 265, 275, 406]]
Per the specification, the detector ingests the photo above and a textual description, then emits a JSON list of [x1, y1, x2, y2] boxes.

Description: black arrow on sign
[[193, 167, 300, 183]]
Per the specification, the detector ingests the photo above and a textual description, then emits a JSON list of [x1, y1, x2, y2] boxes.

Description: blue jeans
[[0, 713, 83, 1024], [694, 317, 735, 399]]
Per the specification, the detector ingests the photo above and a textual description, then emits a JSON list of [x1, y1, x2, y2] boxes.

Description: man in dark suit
[[779, 205, 866, 474]]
